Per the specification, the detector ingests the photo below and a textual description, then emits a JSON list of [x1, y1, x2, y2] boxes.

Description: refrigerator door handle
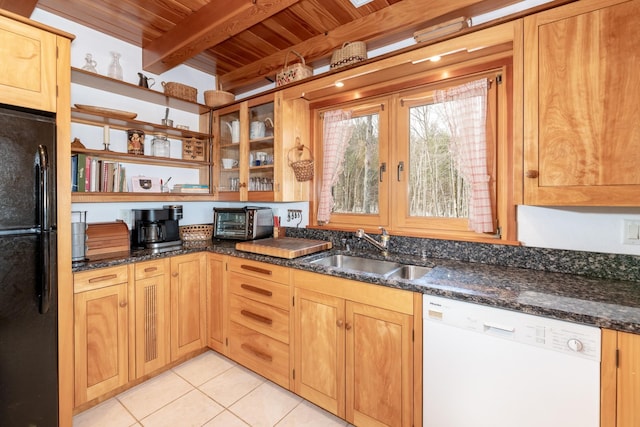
[[37, 145, 50, 229], [37, 145, 54, 314]]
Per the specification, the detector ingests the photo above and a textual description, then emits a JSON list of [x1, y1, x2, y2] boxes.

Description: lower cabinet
[[293, 269, 418, 427], [601, 328, 640, 427], [207, 253, 225, 353], [73, 265, 129, 406], [73, 252, 420, 426], [133, 258, 170, 378], [170, 253, 207, 361], [73, 253, 207, 408], [225, 257, 292, 389]]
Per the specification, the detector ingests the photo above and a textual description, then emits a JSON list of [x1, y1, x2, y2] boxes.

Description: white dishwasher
[[423, 295, 601, 427]]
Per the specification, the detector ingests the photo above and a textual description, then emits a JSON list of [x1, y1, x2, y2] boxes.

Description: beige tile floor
[[73, 350, 350, 427]]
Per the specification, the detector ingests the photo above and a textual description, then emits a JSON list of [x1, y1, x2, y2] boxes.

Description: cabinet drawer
[[230, 294, 289, 343], [228, 257, 290, 284], [228, 321, 289, 389], [229, 271, 290, 310], [74, 265, 128, 293], [135, 258, 169, 280]]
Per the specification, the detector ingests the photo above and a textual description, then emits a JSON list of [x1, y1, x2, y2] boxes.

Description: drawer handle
[[241, 284, 273, 297], [144, 267, 158, 273], [241, 343, 273, 362], [240, 264, 273, 275], [88, 274, 118, 283], [241, 309, 273, 325]]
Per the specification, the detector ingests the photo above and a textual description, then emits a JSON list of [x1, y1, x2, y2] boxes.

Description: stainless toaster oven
[[213, 206, 273, 240]]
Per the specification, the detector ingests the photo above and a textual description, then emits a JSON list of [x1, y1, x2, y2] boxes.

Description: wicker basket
[[287, 145, 314, 182], [179, 224, 213, 241], [162, 81, 197, 102], [276, 50, 313, 87], [330, 41, 367, 70], [204, 80, 235, 107]]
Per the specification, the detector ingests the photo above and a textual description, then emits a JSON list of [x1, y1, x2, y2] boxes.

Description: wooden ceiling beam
[[219, 0, 515, 92], [142, 0, 301, 75], [0, 0, 39, 17]]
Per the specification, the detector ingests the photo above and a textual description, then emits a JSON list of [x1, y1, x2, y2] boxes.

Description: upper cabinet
[[214, 93, 310, 202], [524, 0, 640, 205], [0, 14, 58, 112]]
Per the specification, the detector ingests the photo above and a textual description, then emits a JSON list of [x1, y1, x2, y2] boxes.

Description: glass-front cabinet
[[247, 99, 275, 200], [217, 108, 241, 199], [215, 94, 274, 201]]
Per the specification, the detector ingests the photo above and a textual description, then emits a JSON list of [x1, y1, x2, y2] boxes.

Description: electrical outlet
[[118, 209, 133, 228]]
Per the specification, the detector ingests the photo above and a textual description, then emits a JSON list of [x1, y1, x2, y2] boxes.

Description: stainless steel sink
[[384, 265, 432, 280], [311, 254, 401, 275], [310, 254, 431, 280]]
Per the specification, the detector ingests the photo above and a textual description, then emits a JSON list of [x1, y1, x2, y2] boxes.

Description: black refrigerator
[[0, 104, 58, 425]]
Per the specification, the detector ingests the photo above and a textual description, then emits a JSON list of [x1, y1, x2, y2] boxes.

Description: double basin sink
[[311, 254, 431, 280]]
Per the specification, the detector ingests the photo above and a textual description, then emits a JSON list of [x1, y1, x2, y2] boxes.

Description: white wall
[[31, 8, 640, 256]]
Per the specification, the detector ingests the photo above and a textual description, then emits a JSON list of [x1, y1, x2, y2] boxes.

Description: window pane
[[408, 102, 469, 218], [333, 114, 380, 214]]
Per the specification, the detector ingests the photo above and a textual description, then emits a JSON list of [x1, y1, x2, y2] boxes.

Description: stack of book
[[72, 153, 127, 192], [171, 184, 209, 193]]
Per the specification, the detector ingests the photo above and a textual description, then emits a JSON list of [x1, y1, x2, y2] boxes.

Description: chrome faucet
[[355, 227, 390, 255]]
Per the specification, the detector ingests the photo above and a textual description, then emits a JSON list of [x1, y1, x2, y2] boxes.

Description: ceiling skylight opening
[[350, 0, 375, 7]]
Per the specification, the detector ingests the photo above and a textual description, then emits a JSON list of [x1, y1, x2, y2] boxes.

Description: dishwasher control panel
[[424, 295, 601, 361]]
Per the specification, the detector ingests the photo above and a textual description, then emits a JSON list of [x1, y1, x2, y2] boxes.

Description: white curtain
[[317, 110, 354, 224], [435, 78, 494, 233]]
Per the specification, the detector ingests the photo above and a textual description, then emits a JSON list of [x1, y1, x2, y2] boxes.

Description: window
[[317, 100, 390, 229], [313, 64, 511, 243]]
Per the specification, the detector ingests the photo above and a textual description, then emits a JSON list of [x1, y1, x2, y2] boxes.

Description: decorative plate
[[74, 104, 137, 119]]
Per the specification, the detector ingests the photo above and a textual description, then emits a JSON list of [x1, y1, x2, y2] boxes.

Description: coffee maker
[[132, 205, 183, 252]]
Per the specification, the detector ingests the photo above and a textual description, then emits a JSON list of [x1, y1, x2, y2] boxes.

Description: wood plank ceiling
[[1, 0, 548, 94]]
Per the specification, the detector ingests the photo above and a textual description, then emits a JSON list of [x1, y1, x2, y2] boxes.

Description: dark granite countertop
[[72, 239, 640, 334]]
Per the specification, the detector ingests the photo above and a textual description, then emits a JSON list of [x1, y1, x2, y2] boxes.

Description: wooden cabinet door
[[170, 253, 206, 360], [294, 288, 346, 418], [0, 14, 57, 112], [133, 260, 170, 378], [74, 283, 128, 405], [616, 331, 640, 427], [207, 253, 225, 353], [602, 329, 640, 427], [346, 302, 413, 427], [524, 0, 640, 205]]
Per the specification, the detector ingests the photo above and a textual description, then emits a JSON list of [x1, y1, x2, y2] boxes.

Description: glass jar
[[152, 133, 170, 157]]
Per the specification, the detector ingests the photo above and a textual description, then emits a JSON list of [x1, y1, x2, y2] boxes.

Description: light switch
[[623, 219, 640, 245]]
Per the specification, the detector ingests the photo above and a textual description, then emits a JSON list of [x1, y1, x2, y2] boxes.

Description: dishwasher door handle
[[483, 322, 515, 336]]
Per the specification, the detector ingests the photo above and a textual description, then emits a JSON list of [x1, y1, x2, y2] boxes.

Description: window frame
[[309, 56, 516, 244], [314, 98, 391, 229]]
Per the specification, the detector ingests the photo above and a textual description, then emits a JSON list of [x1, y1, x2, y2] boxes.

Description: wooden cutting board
[[235, 237, 332, 259]]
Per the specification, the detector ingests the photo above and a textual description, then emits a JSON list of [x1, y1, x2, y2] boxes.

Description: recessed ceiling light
[[350, 0, 374, 7]]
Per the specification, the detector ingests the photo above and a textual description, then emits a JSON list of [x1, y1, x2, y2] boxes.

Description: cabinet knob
[[172, 272, 178, 277], [525, 170, 539, 178], [336, 319, 344, 328], [345, 322, 352, 331], [119, 300, 127, 308]]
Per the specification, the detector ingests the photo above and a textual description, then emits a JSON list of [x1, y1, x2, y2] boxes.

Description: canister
[[152, 132, 170, 157]]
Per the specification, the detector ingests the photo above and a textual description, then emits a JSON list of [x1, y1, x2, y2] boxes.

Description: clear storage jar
[[152, 132, 170, 157]]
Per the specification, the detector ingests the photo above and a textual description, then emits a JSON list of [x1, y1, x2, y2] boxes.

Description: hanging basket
[[287, 145, 314, 182]]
